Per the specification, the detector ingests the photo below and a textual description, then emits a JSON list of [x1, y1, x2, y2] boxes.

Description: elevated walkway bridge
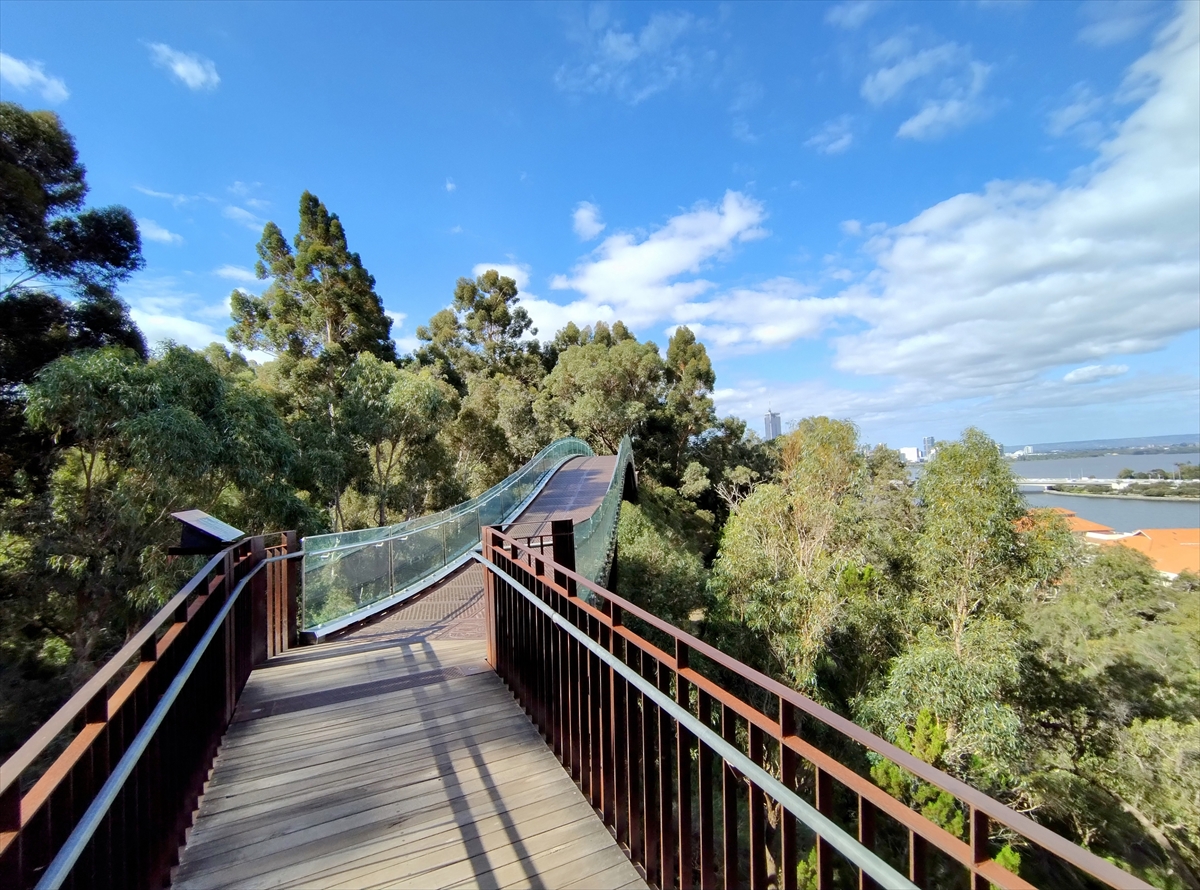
[[1, 439, 1149, 890]]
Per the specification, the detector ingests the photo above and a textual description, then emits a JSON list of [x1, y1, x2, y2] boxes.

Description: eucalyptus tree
[[343, 354, 457, 525], [227, 192, 396, 526], [534, 324, 664, 454], [1, 101, 145, 495], [1, 102, 143, 299]]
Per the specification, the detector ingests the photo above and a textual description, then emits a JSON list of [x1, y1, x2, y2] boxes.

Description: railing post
[[284, 531, 300, 649], [971, 807, 989, 890], [250, 536, 268, 666], [550, 519, 576, 597], [483, 527, 497, 669]]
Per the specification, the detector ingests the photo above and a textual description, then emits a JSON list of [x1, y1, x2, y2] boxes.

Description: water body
[[1008, 452, 1199, 480], [1021, 491, 1199, 533]]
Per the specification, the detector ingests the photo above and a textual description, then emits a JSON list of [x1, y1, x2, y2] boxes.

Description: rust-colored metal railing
[[0, 531, 301, 890], [481, 525, 1151, 890]]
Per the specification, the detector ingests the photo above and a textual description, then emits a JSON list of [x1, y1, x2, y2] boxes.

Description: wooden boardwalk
[[174, 455, 642, 889], [174, 638, 644, 889]]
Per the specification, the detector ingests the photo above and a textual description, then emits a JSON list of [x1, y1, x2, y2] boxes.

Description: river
[[1011, 452, 1199, 531], [1008, 452, 1199, 480]]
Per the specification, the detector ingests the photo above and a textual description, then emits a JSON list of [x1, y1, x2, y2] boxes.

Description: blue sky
[[2, 0, 1197, 449]]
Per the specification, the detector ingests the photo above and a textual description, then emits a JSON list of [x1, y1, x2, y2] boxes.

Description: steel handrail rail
[[0, 547, 234, 797], [303, 436, 595, 557], [32, 551, 303, 890], [485, 557, 918, 889], [484, 525, 1152, 890]]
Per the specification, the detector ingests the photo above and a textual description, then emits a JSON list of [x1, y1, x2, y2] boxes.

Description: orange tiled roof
[[1025, 506, 1113, 535], [1103, 528, 1200, 577]]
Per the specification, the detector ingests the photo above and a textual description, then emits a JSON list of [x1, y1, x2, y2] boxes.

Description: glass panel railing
[[574, 435, 633, 586], [302, 437, 594, 631]]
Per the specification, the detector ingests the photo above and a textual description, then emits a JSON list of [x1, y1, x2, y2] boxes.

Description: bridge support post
[[550, 519, 576, 596]]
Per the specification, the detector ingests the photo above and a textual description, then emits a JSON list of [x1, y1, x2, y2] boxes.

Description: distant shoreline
[[1028, 489, 1199, 504]]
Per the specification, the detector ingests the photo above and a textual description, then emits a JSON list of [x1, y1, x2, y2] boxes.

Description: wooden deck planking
[[174, 638, 645, 890]]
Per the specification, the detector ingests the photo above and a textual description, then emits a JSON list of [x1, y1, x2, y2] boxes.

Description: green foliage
[[614, 481, 712, 628], [1, 102, 144, 297], [535, 327, 663, 453], [228, 191, 393, 362], [343, 354, 457, 524]]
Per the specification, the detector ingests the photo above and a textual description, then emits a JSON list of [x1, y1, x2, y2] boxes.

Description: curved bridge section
[[315, 437, 636, 648], [301, 438, 594, 639]]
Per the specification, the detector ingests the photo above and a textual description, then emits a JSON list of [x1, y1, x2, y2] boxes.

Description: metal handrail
[[0, 548, 231, 797], [34, 551, 303, 890], [486, 556, 917, 889], [301, 437, 595, 632], [482, 526, 1153, 890]]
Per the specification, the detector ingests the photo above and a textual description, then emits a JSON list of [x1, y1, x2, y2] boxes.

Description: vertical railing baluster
[[816, 767, 833, 890], [600, 608, 615, 826], [612, 615, 629, 848], [909, 831, 928, 888], [721, 704, 739, 890], [971, 807, 990, 890], [676, 642, 694, 890], [658, 661, 675, 888], [589, 616, 604, 812], [749, 723, 766, 890], [698, 693, 716, 890], [779, 699, 798, 890], [858, 797, 877, 890], [644, 653, 661, 889], [628, 646, 645, 869]]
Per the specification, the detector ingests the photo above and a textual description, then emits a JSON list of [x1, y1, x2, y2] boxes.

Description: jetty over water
[[1, 438, 1150, 890]]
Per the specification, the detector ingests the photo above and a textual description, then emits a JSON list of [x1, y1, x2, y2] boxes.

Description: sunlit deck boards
[[173, 638, 646, 890]]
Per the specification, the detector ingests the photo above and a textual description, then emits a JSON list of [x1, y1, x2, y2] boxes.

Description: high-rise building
[[923, 436, 935, 458], [764, 410, 782, 441]]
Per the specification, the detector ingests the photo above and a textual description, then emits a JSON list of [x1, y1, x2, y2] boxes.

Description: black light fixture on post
[[169, 510, 245, 556]]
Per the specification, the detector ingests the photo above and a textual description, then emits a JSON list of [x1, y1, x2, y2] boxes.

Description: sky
[[2, 0, 1197, 449]]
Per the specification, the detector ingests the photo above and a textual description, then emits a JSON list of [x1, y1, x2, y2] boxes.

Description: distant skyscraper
[[764, 410, 781, 441], [923, 436, 935, 457]]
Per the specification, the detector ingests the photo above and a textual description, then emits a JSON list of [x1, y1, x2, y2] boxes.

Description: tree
[[535, 326, 663, 453], [708, 418, 912, 704], [1, 102, 143, 297], [343, 354, 456, 525], [228, 191, 394, 362]]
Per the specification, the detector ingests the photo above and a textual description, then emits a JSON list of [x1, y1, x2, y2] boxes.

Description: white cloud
[[555, 10, 698, 104], [471, 263, 532, 291], [826, 1, 879, 30], [535, 191, 768, 334], [573, 202, 606, 240], [827, 3, 1199, 395], [805, 115, 855, 154], [445, 178, 456, 192], [139, 219, 183, 245], [0, 53, 69, 103], [213, 264, 258, 284], [859, 38, 991, 140], [147, 43, 219, 91], [841, 219, 864, 236], [1079, 0, 1157, 47], [1064, 364, 1129, 384], [223, 206, 263, 232], [134, 185, 195, 207], [897, 60, 990, 139], [449, 225, 463, 235], [861, 41, 962, 105], [122, 275, 227, 350], [1046, 82, 1107, 140], [616, 3, 1197, 435]]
